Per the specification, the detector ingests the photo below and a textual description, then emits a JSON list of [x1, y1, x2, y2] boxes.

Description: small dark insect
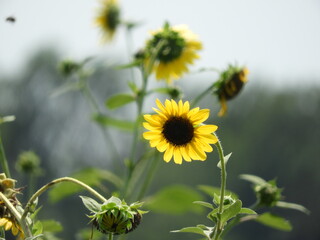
[[6, 16, 16, 23]]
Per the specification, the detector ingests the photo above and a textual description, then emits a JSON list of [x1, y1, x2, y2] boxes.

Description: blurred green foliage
[[0, 49, 319, 240]]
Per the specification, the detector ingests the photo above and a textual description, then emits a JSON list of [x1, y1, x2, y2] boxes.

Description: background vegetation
[[0, 48, 318, 240]]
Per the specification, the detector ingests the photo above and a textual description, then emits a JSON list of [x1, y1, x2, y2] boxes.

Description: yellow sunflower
[[143, 99, 218, 164], [95, 0, 120, 42], [145, 23, 202, 83], [0, 217, 24, 239]]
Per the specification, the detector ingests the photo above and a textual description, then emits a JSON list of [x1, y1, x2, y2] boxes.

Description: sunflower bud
[[81, 196, 146, 235], [16, 151, 42, 175], [213, 65, 249, 116], [58, 59, 81, 77], [254, 180, 282, 207]]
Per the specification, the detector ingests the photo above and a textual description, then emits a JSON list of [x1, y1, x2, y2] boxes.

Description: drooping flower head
[[214, 65, 249, 116], [81, 196, 145, 235], [95, 0, 121, 42], [143, 99, 218, 164], [144, 23, 202, 83]]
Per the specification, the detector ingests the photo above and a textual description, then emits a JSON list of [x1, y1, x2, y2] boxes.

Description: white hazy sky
[[1, 0, 320, 87]]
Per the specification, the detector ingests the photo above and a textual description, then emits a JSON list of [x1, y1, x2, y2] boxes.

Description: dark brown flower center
[[162, 116, 194, 146]]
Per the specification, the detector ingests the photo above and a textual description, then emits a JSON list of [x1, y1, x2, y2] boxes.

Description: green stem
[[136, 151, 161, 200], [80, 76, 120, 163], [0, 192, 32, 238], [21, 177, 107, 222], [220, 201, 259, 238], [213, 133, 227, 240], [108, 232, 113, 240], [0, 133, 11, 178], [191, 84, 213, 107]]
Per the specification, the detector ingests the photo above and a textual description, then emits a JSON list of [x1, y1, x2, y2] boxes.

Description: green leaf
[[193, 201, 214, 209], [50, 81, 83, 98], [80, 196, 101, 212], [92, 113, 134, 131], [0, 115, 15, 125], [145, 185, 204, 215], [239, 208, 257, 215], [127, 81, 138, 94], [255, 212, 292, 231], [276, 201, 310, 214], [197, 185, 238, 199], [171, 226, 210, 239], [116, 60, 141, 69], [105, 94, 135, 109], [41, 220, 63, 233], [239, 174, 267, 185], [48, 168, 122, 203], [221, 199, 242, 224], [32, 221, 43, 236], [217, 152, 232, 169], [25, 235, 44, 240]]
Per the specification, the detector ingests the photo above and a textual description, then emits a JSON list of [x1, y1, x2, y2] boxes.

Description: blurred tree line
[[0, 48, 319, 240]]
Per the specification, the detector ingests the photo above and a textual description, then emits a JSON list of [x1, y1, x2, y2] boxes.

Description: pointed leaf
[[80, 196, 101, 212], [92, 114, 134, 131], [276, 201, 310, 214], [171, 227, 210, 239], [145, 185, 204, 215], [240, 174, 267, 185], [193, 201, 214, 209], [255, 212, 292, 231], [221, 199, 242, 224], [41, 220, 63, 233], [217, 152, 232, 169], [105, 94, 135, 109], [239, 208, 257, 215]]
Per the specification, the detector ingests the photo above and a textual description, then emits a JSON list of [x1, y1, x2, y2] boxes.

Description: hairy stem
[[213, 133, 227, 240], [21, 177, 107, 222]]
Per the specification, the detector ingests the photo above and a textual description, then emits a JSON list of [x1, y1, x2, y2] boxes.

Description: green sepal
[[239, 174, 267, 185], [105, 93, 135, 110], [255, 212, 292, 231], [276, 201, 310, 214], [80, 196, 101, 213]]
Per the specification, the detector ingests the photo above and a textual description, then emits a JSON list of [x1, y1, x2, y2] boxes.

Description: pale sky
[[1, 0, 320, 87]]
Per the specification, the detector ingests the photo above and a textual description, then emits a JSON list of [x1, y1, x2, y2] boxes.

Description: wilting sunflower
[[0, 217, 24, 239], [143, 99, 218, 164], [214, 65, 249, 117], [95, 0, 120, 42], [144, 23, 202, 83]]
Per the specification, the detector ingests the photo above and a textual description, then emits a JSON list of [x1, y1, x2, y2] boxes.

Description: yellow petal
[[0, 218, 8, 227], [156, 140, 169, 152], [173, 147, 183, 164], [143, 131, 161, 140], [197, 134, 218, 144], [5, 220, 12, 231], [189, 109, 210, 125], [195, 125, 218, 134], [180, 147, 192, 162], [163, 145, 174, 162]]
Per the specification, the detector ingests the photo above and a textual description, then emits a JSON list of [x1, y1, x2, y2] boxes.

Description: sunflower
[[95, 0, 120, 42], [214, 65, 249, 117], [0, 217, 24, 239], [143, 99, 218, 164], [144, 23, 202, 83]]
